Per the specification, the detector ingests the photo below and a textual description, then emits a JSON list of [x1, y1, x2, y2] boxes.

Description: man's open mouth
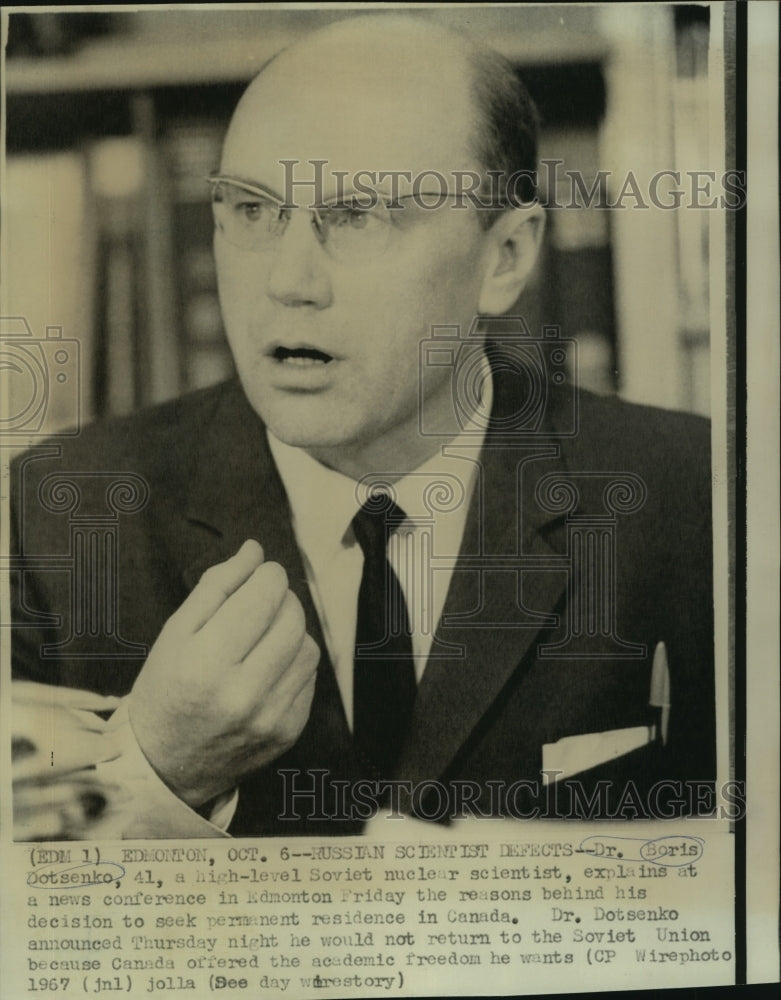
[[272, 346, 333, 366]]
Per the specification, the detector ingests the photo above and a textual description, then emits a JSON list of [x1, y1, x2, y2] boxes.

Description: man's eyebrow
[[210, 173, 397, 207], [212, 173, 285, 201]]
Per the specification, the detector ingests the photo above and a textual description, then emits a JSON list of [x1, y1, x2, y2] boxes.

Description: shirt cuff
[[96, 700, 238, 838]]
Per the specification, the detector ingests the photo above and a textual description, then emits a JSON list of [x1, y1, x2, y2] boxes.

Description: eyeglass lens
[[211, 181, 393, 259]]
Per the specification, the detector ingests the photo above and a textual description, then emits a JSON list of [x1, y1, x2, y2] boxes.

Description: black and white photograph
[[1, 3, 777, 998]]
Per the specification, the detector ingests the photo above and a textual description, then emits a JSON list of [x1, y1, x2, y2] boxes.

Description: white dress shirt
[[268, 390, 489, 724], [95, 362, 492, 836]]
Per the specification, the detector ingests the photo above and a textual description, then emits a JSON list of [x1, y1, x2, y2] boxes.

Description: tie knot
[[351, 494, 408, 558]]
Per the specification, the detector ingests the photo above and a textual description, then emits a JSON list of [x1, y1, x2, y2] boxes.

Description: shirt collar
[[268, 358, 493, 565]]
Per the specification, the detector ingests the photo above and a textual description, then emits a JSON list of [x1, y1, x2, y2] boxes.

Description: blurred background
[[2, 4, 715, 441]]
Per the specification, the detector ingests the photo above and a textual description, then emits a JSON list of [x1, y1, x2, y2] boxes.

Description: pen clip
[[648, 641, 671, 746]]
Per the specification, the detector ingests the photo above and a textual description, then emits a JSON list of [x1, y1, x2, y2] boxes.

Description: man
[[11, 14, 715, 838]]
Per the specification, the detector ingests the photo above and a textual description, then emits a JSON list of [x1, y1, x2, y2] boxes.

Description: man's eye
[[324, 203, 386, 230], [344, 209, 372, 230], [235, 200, 270, 223], [217, 186, 278, 222]]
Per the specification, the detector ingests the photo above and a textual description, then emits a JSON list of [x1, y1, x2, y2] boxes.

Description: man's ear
[[478, 203, 545, 315]]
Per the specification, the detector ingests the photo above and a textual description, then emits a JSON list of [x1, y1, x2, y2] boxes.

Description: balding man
[[11, 14, 715, 838]]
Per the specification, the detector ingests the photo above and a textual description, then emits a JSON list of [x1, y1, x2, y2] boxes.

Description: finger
[[274, 660, 319, 739], [14, 809, 73, 842], [13, 682, 122, 712], [176, 539, 264, 632], [267, 634, 320, 708], [12, 730, 112, 783], [62, 706, 115, 733], [248, 645, 318, 752], [14, 702, 114, 745], [14, 772, 111, 802], [239, 590, 312, 686], [14, 779, 110, 839], [202, 560, 290, 662]]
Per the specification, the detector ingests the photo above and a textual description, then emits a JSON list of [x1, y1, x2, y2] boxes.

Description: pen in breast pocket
[[649, 641, 670, 746]]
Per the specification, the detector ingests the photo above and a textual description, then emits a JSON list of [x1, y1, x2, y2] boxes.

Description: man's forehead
[[221, 20, 480, 191]]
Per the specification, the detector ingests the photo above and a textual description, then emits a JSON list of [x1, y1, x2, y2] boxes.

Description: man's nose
[[265, 210, 333, 309]]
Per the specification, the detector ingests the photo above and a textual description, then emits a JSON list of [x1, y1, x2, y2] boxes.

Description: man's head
[[214, 14, 544, 475]]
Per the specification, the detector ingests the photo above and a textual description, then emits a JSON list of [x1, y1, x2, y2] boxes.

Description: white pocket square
[[541, 726, 655, 785]]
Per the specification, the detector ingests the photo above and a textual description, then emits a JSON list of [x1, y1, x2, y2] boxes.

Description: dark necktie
[[352, 496, 417, 779]]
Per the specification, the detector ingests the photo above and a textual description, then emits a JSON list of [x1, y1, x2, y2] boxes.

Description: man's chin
[[264, 416, 387, 476], [244, 387, 347, 445], [263, 416, 359, 453]]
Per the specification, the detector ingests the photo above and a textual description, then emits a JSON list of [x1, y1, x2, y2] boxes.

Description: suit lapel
[[180, 384, 302, 592], [174, 376, 578, 801], [397, 370, 572, 786], [178, 383, 354, 776]]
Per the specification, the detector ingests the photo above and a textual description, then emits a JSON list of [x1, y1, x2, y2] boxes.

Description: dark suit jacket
[[11, 359, 716, 835]]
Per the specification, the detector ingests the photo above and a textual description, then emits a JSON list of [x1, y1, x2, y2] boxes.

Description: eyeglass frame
[[207, 172, 511, 252]]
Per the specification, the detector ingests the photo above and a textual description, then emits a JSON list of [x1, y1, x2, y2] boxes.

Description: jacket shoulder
[[11, 380, 238, 477], [560, 389, 712, 539], [567, 388, 711, 472]]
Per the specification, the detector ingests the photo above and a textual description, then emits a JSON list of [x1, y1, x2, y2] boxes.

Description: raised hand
[[128, 540, 319, 807]]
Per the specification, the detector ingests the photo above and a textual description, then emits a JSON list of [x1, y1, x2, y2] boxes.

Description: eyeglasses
[[208, 175, 491, 262]]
